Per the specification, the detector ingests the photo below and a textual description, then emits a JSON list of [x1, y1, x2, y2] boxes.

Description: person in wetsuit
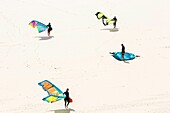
[[47, 23, 52, 36], [121, 44, 125, 60], [112, 16, 117, 28], [63, 88, 70, 108]]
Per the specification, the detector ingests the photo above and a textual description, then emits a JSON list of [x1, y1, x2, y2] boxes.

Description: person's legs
[[66, 100, 70, 108], [122, 53, 125, 60], [48, 29, 52, 36], [113, 22, 116, 28], [48, 31, 50, 36], [64, 98, 67, 108]]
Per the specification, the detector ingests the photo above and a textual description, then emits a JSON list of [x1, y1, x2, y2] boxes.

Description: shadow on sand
[[49, 109, 75, 113], [34, 36, 54, 40], [101, 28, 119, 32]]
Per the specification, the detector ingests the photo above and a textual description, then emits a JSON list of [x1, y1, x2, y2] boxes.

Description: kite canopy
[[29, 20, 47, 33], [95, 12, 115, 25], [110, 52, 135, 61], [38, 80, 66, 103]]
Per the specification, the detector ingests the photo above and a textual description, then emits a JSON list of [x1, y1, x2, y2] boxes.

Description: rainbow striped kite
[[38, 80, 66, 103], [29, 20, 48, 33]]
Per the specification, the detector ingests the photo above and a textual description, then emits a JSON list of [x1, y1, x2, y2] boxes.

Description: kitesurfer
[[112, 16, 117, 28], [63, 88, 70, 108], [47, 23, 52, 36], [121, 44, 125, 60]]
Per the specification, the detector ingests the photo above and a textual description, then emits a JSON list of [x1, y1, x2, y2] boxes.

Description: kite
[[29, 20, 48, 33], [110, 52, 136, 61], [95, 12, 115, 25], [38, 80, 66, 103]]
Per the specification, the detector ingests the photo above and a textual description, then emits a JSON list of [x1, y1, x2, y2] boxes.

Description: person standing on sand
[[47, 23, 52, 36], [121, 44, 125, 60], [63, 88, 70, 108], [112, 16, 117, 28]]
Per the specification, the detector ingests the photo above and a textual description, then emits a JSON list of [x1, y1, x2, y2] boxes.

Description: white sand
[[0, 0, 170, 113]]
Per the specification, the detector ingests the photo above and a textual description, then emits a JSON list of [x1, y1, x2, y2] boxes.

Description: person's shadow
[[49, 108, 75, 113], [101, 28, 119, 32], [34, 36, 54, 40]]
